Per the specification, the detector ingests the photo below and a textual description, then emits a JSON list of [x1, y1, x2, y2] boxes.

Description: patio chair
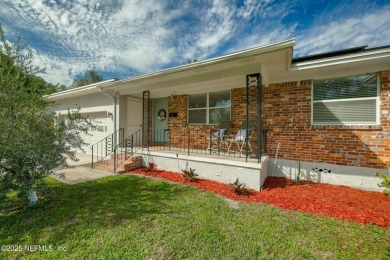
[[207, 120, 230, 154], [227, 120, 256, 157]]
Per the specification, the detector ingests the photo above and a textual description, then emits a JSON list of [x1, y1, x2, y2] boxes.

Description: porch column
[[246, 73, 262, 163], [142, 91, 150, 150]]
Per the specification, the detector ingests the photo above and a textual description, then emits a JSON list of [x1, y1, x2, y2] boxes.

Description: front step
[[93, 155, 142, 173]]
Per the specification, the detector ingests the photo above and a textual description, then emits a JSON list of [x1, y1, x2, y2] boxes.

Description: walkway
[[52, 153, 116, 184]]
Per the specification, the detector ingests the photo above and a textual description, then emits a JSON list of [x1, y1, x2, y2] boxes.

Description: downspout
[[99, 88, 117, 147]]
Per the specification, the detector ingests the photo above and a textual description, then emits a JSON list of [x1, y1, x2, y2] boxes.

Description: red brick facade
[[151, 71, 390, 169], [263, 71, 390, 169]]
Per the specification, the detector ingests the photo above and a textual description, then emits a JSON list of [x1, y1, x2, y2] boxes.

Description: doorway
[[153, 97, 168, 142], [127, 98, 143, 136]]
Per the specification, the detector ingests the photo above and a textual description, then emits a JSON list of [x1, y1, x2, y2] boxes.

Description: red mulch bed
[[130, 168, 390, 228]]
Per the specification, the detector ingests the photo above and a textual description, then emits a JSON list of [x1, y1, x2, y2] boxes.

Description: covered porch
[[91, 40, 295, 189], [108, 40, 294, 163]]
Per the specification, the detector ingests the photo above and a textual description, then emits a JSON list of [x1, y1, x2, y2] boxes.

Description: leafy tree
[[70, 69, 103, 88], [182, 58, 199, 65], [0, 24, 89, 206]]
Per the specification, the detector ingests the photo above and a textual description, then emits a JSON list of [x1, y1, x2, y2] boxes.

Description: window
[[312, 74, 379, 125], [88, 125, 107, 132], [188, 91, 230, 124]]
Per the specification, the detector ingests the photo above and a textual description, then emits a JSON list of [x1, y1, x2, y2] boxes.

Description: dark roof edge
[[292, 46, 368, 63]]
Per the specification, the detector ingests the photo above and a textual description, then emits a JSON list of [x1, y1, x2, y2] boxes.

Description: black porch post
[[142, 91, 150, 150], [245, 76, 249, 162], [246, 73, 261, 163], [257, 74, 262, 163]]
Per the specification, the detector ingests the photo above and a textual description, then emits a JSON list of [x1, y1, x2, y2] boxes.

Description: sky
[[0, 0, 389, 86]]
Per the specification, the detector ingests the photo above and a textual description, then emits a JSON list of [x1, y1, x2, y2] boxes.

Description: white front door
[[127, 99, 143, 136]]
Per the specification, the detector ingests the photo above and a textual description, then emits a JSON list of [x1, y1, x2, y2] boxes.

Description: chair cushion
[[235, 129, 247, 142], [213, 129, 226, 139]]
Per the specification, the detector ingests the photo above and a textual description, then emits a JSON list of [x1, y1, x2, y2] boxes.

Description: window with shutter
[[312, 74, 379, 125]]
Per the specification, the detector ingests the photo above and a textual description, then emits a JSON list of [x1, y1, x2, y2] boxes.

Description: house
[[47, 39, 390, 191]]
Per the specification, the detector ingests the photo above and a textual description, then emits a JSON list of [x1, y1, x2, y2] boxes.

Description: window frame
[[311, 74, 380, 126], [187, 90, 231, 125]]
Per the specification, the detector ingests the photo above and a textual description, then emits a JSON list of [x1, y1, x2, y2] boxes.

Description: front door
[[127, 98, 143, 136], [153, 97, 168, 142]]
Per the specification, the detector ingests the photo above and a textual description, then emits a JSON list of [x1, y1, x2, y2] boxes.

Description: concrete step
[[93, 155, 142, 173]]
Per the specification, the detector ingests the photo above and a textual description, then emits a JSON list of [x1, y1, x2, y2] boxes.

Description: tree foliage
[[0, 24, 89, 205], [70, 69, 103, 88], [182, 58, 199, 65]]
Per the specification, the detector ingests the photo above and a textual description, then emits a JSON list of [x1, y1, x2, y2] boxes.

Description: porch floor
[[125, 145, 267, 165]]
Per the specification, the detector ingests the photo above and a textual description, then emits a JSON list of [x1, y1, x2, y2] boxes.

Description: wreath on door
[[158, 109, 167, 121]]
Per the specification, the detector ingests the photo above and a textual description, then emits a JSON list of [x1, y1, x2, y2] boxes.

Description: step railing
[[91, 128, 124, 168], [113, 128, 142, 173]]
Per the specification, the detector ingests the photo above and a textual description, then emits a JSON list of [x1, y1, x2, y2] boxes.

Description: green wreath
[[157, 109, 166, 121]]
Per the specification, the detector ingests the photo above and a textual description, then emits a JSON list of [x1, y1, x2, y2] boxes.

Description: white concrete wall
[[141, 151, 269, 191], [268, 158, 387, 192], [51, 93, 114, 115], [50, 93, 115, 155]]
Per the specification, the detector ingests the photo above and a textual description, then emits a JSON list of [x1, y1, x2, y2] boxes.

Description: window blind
[[313, 74, 378, 125]]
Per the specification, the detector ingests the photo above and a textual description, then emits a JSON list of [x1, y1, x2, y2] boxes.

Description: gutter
[[99, 88, 117, 147], [104, 38, 296, 87], [45, 78, 117, 100], [291, 47, 390, 71]]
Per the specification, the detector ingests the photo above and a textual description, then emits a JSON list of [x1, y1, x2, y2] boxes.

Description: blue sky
[[1, 0, 389, 86]]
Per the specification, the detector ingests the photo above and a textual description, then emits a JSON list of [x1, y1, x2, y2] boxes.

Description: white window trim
[[187, 91, 231, 125], [311, 74, 380, 126]]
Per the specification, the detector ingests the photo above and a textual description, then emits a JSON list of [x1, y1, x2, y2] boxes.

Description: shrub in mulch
[[181, 168, 198, 182], [230, 178, 251, 196], [130, 168, 390, 228]]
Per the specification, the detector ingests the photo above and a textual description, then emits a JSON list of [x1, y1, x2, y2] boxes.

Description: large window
[[312, 74, 379, 125], [188, 91, 230, 125]]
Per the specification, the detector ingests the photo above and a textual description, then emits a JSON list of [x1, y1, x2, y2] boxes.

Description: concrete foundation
[[140, 151, 268, 191], [268, 158, 387, 191]]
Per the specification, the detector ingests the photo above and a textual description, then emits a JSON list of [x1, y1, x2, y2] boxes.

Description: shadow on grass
[[0, 175, 188, 245]]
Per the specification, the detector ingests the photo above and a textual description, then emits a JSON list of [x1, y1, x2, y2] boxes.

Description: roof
[[46, 79, 117, 101], [292, 46, 368, 63], [292, 45, 390, 63], [47, 38, 295, 100], [47, 39, 390, 100]]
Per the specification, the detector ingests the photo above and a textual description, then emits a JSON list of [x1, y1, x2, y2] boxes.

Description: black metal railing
[[91, 128, 124, 168], [113, 128, 142, 172], [148, 128, 268, 161]]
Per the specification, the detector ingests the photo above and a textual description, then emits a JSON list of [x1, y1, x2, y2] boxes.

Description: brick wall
[[150, 71, 390, 169], [263, 71, 390, 169], [167, 95, 216, 149]]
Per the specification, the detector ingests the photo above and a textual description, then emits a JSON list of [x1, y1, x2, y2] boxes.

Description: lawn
[[0, 175, 389, 259]]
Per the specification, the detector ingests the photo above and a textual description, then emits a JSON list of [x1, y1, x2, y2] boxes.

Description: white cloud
[[1, 0, 177, 85], [1, 0, 389, 86], [294, 6, 390, 56]]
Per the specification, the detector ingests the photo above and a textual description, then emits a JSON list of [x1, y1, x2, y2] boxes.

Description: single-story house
[[47, 39, 390, 191]]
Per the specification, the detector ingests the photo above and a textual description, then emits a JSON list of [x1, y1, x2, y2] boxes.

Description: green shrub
[[375, 170, 390, 195], [230, 178, 250, 196], [146, 163, 157, 172], [181, 168, 198, 182]]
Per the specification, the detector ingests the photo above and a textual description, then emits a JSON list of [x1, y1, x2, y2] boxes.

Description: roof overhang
[[102, 39, 295, 98], [45, 79, 118, 101], [273, 47, 390, 82], [46, 38, 390, 101]]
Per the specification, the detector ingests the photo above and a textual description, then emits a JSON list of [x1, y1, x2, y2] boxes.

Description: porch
[[89, 42, 295, 190]]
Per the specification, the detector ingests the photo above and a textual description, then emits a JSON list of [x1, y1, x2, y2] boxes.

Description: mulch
[[130, 168, 390, 228]]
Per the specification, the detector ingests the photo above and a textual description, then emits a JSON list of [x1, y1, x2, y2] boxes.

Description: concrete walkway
[[52, 153, 116, 184]]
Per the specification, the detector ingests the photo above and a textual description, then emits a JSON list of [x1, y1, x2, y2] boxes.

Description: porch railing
[[113, 128, 142, 172], [91, 128, 124, 168], [149, 128, 268, 161]]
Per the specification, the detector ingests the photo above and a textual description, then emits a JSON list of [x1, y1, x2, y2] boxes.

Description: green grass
[[1, 175, 389, 259]]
